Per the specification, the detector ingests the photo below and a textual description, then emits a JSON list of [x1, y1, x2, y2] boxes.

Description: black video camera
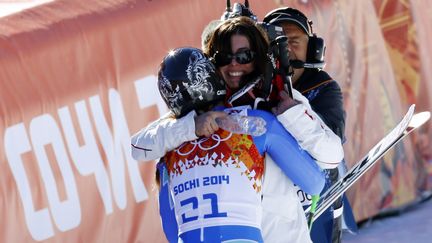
[[257, 22, 284, 42], [257, 21, 293, 97], [220, 0, 293, 97], [220, 1, 289, 66], [220, 1, 285, 42], [257, 22, 288, 69], [221, 1, 257, 21]]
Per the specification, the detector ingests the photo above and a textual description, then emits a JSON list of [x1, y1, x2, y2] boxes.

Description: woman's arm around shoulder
[[276, 89, 344, 169], [131, 111, 198, 161]]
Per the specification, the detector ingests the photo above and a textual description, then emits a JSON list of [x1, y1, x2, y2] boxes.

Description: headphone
[[263, 7, 326, 69]]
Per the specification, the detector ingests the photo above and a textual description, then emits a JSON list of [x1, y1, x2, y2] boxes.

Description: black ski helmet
[[158, 47, 226, 118]]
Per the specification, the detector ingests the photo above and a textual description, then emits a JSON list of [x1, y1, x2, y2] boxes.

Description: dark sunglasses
[[213, 49, 256, 67]]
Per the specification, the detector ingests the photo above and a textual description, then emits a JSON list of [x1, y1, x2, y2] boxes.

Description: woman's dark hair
[[204, 17, 270, 86]]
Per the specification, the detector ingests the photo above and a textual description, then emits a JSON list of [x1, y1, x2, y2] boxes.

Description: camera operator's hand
[[195, 111, 228, 137], [272, 90, 300, 116]]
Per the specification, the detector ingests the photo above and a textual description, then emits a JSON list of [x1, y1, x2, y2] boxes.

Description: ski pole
[[308, 195, 320, 230]]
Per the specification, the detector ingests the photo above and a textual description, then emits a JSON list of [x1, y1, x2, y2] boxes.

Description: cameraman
[[263, 7, 347, 243]]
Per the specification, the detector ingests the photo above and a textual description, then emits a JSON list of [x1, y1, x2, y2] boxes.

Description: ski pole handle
[[308, 195, 320, 230]]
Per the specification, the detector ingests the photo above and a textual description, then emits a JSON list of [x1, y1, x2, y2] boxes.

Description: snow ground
[[342, 196, 432, 243]]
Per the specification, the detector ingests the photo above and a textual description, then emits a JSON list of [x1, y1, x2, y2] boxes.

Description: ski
[[306, 104, 431, 222]]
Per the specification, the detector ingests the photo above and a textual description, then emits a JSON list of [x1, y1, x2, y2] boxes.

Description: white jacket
[[261, 90, 343, 243], [130, 89, 344, 242], [131, 111, 198, 161]]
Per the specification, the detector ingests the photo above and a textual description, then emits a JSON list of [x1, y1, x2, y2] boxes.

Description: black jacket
[[294, 69, 346, 141]]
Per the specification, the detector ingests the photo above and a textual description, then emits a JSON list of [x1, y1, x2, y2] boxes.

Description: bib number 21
[[180, 193, 227, 223]]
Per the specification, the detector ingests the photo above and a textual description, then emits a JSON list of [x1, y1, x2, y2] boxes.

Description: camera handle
[[274, 36, 294, 98]]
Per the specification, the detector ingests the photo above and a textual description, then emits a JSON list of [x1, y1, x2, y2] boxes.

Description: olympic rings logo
[[176, 132, 233, 156]]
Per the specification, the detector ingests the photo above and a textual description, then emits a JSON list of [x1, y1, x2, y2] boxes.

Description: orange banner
[[0, 0, 431, 242]]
